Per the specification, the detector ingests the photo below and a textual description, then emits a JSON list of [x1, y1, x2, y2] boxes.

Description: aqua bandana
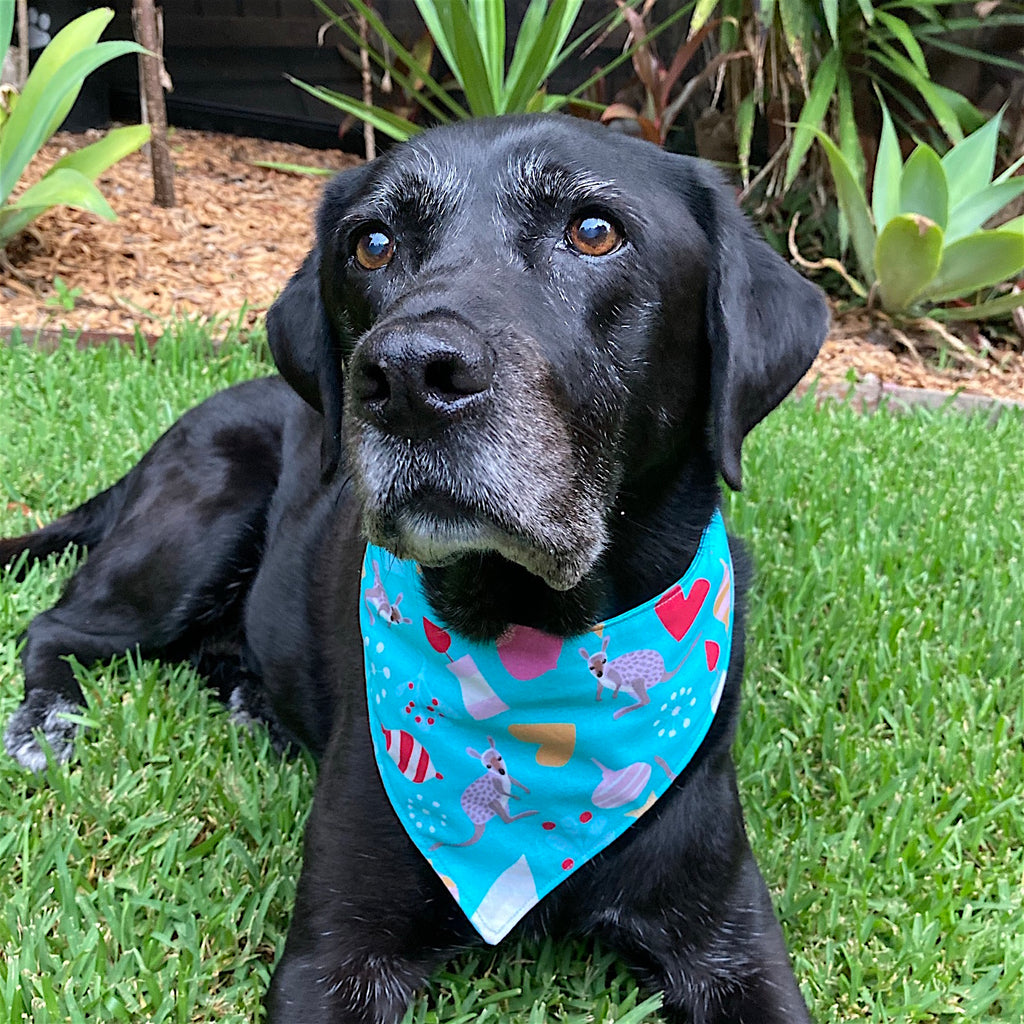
[[362, 512, 733, 944]]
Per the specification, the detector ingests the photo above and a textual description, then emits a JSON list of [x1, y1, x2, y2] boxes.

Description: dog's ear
[[266, 163, 374, 476], [684, 163, 829, 490], [265, 253, 347, 477], [266, 250, 330, 414]]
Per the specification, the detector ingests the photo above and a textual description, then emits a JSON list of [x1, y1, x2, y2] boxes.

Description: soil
[[3, 128, 1024, 410]]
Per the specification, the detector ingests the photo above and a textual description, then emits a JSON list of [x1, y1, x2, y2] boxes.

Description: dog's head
[[268, 115, 827, 596]]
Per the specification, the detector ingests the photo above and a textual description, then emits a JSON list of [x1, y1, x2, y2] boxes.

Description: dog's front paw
[[267, 951, 419, 1024], [228, 680, 293, 754], [3, 689, 81, 770]]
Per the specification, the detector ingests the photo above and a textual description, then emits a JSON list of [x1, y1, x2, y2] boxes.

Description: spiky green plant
[[292, 0, 651, 142], [814, 105, 1024, 320]]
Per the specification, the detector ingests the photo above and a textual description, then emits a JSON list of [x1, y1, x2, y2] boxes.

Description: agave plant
[[814, 105, 1024, 321], [0, 7, 150, 250], [687, 0, 1024, 198]]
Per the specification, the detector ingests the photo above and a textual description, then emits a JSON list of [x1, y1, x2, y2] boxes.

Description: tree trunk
[[16, 0, 29, 85], [357, 9, 376, 161], [132, 0, 176, 208]]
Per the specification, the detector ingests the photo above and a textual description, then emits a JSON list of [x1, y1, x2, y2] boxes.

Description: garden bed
[[1, 129, 358, 338], [2, 128, 1023, 407]]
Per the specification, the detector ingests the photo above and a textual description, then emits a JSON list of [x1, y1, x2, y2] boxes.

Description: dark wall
[[27, 0, 636, 150]]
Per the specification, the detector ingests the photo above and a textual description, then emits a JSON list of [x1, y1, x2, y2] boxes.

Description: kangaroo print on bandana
[[363, 511, 733, 944]]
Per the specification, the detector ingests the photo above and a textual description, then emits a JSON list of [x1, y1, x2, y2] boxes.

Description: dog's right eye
[[566, 213, 623, 258], [355, 229, 395, 270]]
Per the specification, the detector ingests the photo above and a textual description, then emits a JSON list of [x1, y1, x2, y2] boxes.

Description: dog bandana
[[362, 512, 733, 944]]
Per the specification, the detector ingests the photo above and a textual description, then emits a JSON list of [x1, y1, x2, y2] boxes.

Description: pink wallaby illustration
[[429, 737, 536, 850], [578, 636, 687, 718], [364, 559, 411, 626]]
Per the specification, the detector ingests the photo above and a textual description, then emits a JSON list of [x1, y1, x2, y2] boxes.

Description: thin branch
[[786, 212, 868, 297]]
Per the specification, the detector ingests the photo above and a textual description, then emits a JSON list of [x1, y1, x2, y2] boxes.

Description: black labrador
[[1, 114, 828, 1023]]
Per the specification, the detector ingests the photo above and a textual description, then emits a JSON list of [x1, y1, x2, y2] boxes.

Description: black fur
[[1, 115, 828, 1023]]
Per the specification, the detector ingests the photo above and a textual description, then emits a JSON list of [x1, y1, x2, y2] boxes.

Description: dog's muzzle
[[345, 315, 610, 590]]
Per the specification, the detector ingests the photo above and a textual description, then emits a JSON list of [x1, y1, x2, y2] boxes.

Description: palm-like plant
[[294, 0, 645, 142], [0, 7, 150, 250]]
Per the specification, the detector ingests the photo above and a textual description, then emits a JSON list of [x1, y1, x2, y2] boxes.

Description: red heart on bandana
[[705, 639, 720, 671], [655, 577, 710, 641]]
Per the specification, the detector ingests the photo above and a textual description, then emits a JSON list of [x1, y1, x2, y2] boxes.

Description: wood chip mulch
[[1, 128, 359, 338], [806, 309, 1024, 409], [2, 127, 1023, 410]]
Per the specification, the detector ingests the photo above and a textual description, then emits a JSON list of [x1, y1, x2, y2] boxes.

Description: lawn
[[1, 327, 1022, 1023]]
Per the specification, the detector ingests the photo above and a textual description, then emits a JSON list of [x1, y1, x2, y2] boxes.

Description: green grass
[[1, 328, 1022, 1023]]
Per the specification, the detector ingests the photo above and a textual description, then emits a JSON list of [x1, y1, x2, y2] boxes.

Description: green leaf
[[250, 161, 336, 177], [814, 128, 877, 281], [445, 0, 498, 115], [778, 0, 816, 87], [9, 7, 112, 143], [1, 1, 13, 56], [929, 82, 986, 133], [419, 0, 495, 115], [470, 0, 505, 108], [413, 0, 463, 91], [941, 109, 1003, 208], [50, 124, 151, 181], [505, 0, 550, 105], [915, 77, 964, 144], [854, 0, 875, 24], [690, 0, 720, 35], [912, 30, 1024, 77], [1, 37, 148, 201], [533, 91, 568, 113], [0, 168, 115, 246], [873, 9, 927, 73], [720, 0, 742, 51], [874, 213, 944, 313], [822, 0, 839, 43], [310, 0, 464, 122], [994, 151, 1024, 184], [873, 46, 962, 143], [899, 144, 948, 230], [924, 230, 1024, 303], [784, 47, 840, 189], [994, 214, 1024, 234], [11, 167, 116, 218], [613, 993, 665, 1024], [284, 76, 419, 141], [736, 91, 755, 185], [872, 99, 903, 231], [929, 289, 1024, 321], [925, 83, 987, 136], [916, 11, 1024, 34], [946, 178, 1024, 244], [836, 65, 865, 192], [504, 0, 584, 114]]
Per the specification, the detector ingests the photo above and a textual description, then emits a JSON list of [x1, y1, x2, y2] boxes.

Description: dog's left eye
[[566, 214, 623, 257], [355, 229, 396, 270]]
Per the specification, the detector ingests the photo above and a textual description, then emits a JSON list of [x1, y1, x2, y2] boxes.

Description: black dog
[[2, 114, 828, 1023]]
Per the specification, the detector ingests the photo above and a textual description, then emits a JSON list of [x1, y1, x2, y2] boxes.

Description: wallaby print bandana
[[363, 512, 734, 944]]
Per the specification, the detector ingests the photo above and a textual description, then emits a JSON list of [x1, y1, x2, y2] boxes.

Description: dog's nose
[[350, 321, 494, 437]]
